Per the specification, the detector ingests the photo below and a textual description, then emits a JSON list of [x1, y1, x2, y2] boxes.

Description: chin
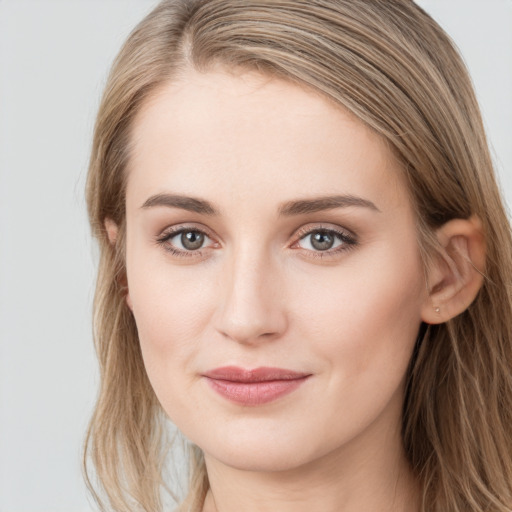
[[205, 445, 313, 473], [197, 425, 329, 473]]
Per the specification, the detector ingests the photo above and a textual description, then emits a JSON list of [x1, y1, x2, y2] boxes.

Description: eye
[[175, 230, 207, 250], [156, 225, 217, 258], [293, 226, 357, 258]]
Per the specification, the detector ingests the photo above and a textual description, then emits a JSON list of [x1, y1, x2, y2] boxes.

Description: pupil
[[181, 231, 204, 250], [311, 231, 334, 251]]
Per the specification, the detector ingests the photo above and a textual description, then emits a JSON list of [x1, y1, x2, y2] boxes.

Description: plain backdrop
[[0, 1, 511, 511]]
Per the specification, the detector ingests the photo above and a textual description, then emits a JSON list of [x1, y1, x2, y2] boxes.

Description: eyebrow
[[141, 193, 380, 215], [278, 195, 380, 215], [142, 193, 218, 215]]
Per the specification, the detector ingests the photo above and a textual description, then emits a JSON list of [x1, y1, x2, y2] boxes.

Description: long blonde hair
[[84, 1, 512, 511]]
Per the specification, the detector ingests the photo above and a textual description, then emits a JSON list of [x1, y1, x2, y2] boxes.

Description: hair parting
[[84, 2, 512, 511]]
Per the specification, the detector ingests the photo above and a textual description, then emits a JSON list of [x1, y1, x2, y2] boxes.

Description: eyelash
[[293, 225, 357, 259], [155, 224, 358, 260]]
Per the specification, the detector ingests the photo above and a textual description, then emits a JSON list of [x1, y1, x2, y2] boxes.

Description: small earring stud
[[434, 306, 440, 313]]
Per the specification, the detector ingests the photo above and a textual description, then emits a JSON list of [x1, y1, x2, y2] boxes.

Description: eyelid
[[293, 223, 356, 242], [155, 222, 358, 260], [290, 223, 358, 259], [155, 223, 219, 258], [156, 223, 216, 241]]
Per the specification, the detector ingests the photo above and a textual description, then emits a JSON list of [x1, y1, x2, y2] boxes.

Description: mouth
[[201, 366, 312, 406]]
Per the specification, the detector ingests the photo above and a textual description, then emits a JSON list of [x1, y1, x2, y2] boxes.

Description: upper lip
[[202, 366, 311, 382]]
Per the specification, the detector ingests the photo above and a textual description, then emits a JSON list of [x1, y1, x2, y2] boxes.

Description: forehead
[[126, 66, 408, 216]]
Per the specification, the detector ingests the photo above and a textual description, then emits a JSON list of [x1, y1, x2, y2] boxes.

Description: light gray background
[[0, 1, 510, 511]]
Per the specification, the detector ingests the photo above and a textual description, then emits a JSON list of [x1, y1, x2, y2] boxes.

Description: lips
[[202, 366, 311, 406]]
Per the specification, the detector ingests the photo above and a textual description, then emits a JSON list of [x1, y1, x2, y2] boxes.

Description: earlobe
[[421, 215, 486, 324]]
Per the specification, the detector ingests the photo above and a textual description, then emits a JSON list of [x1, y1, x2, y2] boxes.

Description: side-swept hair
[[84, 1, 512, 511]]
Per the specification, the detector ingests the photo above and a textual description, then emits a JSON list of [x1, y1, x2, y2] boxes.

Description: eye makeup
[[155, 223, 218, 259], [292, 224, 358, 260], [154, 221, 359, 262]]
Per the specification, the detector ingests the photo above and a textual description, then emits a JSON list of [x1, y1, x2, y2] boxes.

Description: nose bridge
[[215, 240, 287, 344]]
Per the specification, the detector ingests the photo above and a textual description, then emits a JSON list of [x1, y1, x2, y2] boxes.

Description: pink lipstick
[[202, 366, 311, 406]]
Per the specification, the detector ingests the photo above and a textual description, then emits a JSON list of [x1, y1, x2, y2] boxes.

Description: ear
[[421, 215, 486, 324], [105, 217, 118, 245], [104, 218, 133, 311]]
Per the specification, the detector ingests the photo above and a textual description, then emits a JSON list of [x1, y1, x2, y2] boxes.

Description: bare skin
[[112, 64, 485, 512]]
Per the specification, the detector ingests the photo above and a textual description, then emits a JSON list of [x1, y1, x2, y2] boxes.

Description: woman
[[83, 1, 512, 511]]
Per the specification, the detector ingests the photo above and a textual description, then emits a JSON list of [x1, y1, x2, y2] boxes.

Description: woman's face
[[123, 65, 429, 472]]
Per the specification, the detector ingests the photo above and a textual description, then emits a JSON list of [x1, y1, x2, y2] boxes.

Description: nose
[[214, 246, 288, 345]]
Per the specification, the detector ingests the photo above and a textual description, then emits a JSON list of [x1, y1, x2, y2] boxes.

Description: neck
[[201, 402, 420, 512]]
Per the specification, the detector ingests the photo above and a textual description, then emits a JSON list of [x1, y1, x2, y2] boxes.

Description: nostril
[[216, 315, 286, 346]]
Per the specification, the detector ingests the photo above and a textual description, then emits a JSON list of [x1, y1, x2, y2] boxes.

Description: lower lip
[[204, 377, 309, 406]]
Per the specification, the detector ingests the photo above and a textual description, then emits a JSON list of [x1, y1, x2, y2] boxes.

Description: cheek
[[127, 271, 217, 431], [125, 245, 219, 396], [290, 244, 425, 388], [127, 229, 425, 432]]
